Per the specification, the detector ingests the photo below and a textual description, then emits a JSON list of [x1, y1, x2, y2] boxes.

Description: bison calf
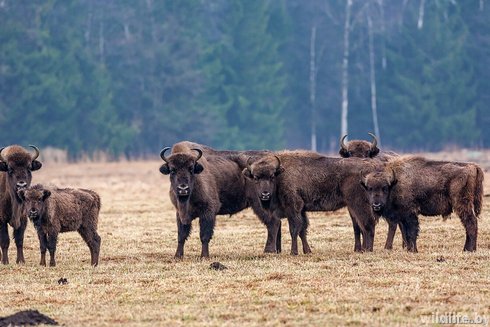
[[361, 156, 484, 252], [18, 184, 101, 266]]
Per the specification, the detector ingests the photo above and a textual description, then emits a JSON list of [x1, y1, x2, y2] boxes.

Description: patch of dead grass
[[0, 159, 488, 326]]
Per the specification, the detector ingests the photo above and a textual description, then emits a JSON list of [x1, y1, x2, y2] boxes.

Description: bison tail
[[474, 166, 484, 217]]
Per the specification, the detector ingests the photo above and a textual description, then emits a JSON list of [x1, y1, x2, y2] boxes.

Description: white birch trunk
[[341, 0, 352, 139], [377, 0, 387, 69], [417, 0, 426, 30], [367, 13, 381, 147], [310, 25, 317, 152]]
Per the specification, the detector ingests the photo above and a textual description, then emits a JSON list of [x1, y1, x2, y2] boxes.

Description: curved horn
[[340, 135, 348, 151], [368, 133, 378, 150], [159, 147, 171, 163], [191, 148, 203, 162], [0, 147, 5, 162], [389, 168, 397, 185], [274, 155, 281, 170], [246, 156, 254, 171], [29, 145, 40, 161]]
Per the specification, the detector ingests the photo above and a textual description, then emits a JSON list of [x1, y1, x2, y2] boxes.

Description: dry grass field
[[1, 155, 489, 326]]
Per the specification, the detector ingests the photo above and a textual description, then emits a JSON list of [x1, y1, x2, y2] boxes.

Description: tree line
[[0, 0, 488, 158]]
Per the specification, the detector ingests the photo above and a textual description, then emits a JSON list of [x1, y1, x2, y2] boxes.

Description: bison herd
[[0, 136, 484, 267], [160, 135, 484, 258]]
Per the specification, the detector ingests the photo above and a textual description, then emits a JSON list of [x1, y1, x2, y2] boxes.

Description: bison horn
[[246, 156, 254, 171], [191, 148, 203, 162], [368, 132, 378, 150], [0, 147, 5, 162], [340, 135, 348, 151], [274, 155, 281, 170], [29, 145, 40, 161], [159, 147, 171, 163]]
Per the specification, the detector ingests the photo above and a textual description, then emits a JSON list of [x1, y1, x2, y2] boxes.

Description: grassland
[[0, 157, 489, 326]]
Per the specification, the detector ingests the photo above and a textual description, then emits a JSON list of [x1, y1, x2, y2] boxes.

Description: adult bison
[[167, 141, 282, 253], [159, 143, 255, 258], [243, 151, 379, 254], [360, 156, 484, 252], [0, 145, 42, 264], [339, 133, 402, 250]]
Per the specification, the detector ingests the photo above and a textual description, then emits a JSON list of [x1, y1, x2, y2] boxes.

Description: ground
[[0, 155, 489, 326]]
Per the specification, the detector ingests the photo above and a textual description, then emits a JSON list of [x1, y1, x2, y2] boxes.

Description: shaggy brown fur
[[338, 135, 402, 250], [173, 142, 282, 253], [243, 151, 379, 254], [18, 184, 101, 266], [361, 156, 484, 252], [0, 145, 42, 264], [160, 143, 254, 258]]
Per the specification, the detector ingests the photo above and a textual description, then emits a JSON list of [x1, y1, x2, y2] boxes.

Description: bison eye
[[170, 169, 176, 175], [368, 187, 373, 192], [382, 187, 388, 193]]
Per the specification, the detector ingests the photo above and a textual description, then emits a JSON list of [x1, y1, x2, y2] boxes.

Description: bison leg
[[78, 225, 102, 266], [459, 212, 478, 252], [46, 234, 58, 267], [199, 215, 215, 258], [0, 222, 9, 265], [384, 221, 397, 250], [264, 218, 281, 253], [175, 215, 192, 259], [349, 215, 362, 252], [276, 219, 282, 253], [400, 214, 419, 253], [362, 224, 375, 252], [299, 212, 311, 254], [37, 232, 48, 266], [287, 216, 302, 256], [13, 218, 27, 264]]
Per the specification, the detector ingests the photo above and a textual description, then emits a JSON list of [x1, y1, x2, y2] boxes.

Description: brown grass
[[0, 159, 489, 326]]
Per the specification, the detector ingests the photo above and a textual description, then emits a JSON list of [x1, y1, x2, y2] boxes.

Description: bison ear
[[193, 163, 204, 174], [18, 189, 26, 202], [242, 168, 252, 179], [275, 166, 285, 176], [42, 190, 51, 201], [159, 164, 170, 175], [369, 147, 380, 158], [31, 160, 42, 171], [339, 148, 350, 158], [0, 162, 8, 172]]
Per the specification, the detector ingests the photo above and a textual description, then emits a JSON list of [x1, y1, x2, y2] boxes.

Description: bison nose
[[16, 181, 27, 189], [260, 191, 271, 200], [177, 184, 190, 196], [372, 202, 382, 212]]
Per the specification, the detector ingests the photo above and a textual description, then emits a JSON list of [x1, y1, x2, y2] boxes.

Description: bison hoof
[[264, 247, 277, 254]]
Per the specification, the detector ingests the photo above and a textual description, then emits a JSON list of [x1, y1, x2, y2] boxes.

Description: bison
[[339, 133, 402, 250], [243, 151, 379, 254], [18, 184, 101, 266], [360, 156, 484, 252], [159, 143, 255, 258], [173, 142, 282, 253], [0, 145, 42, 264]]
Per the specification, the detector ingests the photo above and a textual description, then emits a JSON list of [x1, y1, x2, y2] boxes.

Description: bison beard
[[361, 156, 484, 252]]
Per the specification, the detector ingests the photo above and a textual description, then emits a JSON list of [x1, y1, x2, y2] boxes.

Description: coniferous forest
[[0, 1, 488, 158]]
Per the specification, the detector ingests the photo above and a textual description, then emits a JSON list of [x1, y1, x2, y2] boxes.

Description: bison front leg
[[199, 215, 215, 258], [349, 214, 362, 252], [13, 218, 27, 264], [264, 218, 281, 253], [384, 221, 397, 250], [0, 222, 10, 265], [37, 232, 48, 266], [175, 214, 192, 259]]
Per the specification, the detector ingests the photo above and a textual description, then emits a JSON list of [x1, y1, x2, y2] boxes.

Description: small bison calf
[[18, 184, 101, 266]]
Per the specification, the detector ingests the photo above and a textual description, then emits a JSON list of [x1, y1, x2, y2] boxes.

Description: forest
[[0, 0, 488, 158]]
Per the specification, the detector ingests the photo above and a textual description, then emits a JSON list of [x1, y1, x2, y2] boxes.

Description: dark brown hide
[[18, 184, 101, 266], [244, 151, 379, 254], [0, 145, 42, 264], [361, 156, 484, 252]]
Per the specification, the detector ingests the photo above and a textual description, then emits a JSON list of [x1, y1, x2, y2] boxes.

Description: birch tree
[[340, 0, 352, 139]]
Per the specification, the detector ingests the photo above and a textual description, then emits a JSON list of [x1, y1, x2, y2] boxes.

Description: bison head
[[242, 155, 284, 209], [159, 147, 204, 205], [360, 169, 397, 213], [0, 145, 42, 201], [339, 133, 380, 158], [18, 185, 50, 226]]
